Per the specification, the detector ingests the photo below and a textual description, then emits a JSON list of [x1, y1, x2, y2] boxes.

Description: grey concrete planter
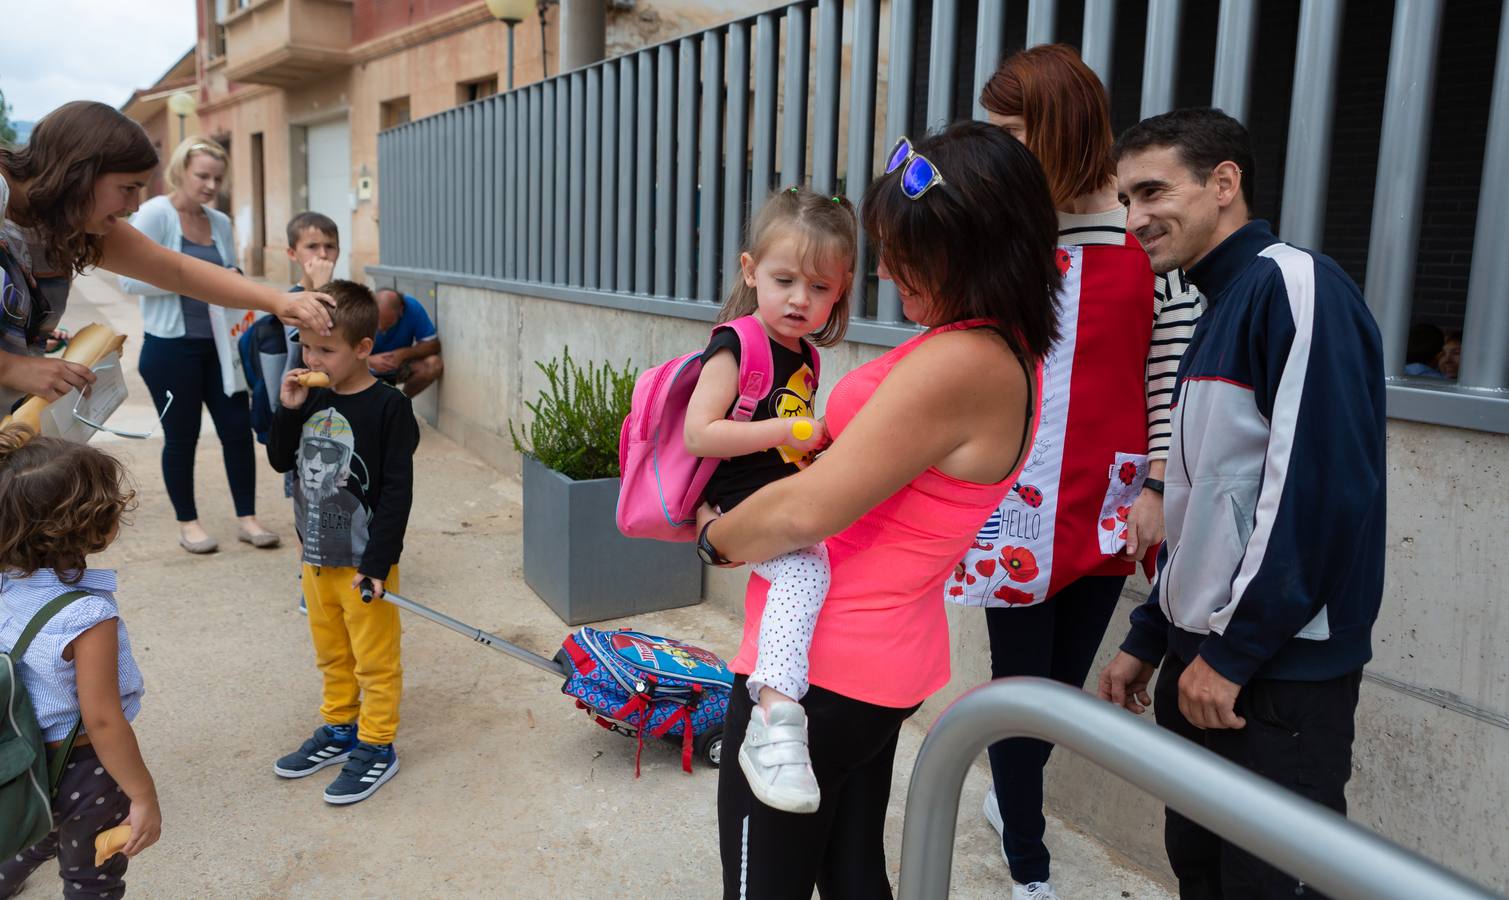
[[521, 454, 703, 625]]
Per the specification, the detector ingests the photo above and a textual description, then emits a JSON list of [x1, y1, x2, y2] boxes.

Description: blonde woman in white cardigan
[[119, 136, 279, 554]]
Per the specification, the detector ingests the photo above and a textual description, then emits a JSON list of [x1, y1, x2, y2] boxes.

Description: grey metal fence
[[897, 678, 1503, 899], [373, 0, 1509, 436]]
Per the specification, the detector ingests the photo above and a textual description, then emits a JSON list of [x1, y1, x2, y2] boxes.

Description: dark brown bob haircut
[[0, 101, 158, 275], [979, 43, 1117, 209], [862, 121, 1061, 360], [0, 426, 137, 583], [317, 279, 379, 345]]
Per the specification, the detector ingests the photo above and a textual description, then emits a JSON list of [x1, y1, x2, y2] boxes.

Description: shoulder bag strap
[[11, 590, 92, 795], [714, 316, 775, 423]]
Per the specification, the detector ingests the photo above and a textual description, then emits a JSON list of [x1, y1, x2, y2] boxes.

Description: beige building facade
[[177, 0, 748, 285]]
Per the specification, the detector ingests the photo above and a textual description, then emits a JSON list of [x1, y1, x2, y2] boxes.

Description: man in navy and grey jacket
[[1097, 108, 1386, 899]]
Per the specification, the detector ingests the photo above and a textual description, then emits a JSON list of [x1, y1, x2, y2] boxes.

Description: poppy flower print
[[1118, 461, 1138, 486], [975, 558, 997, 578], [1100, 505, 1131, 541], [993, 584, 1036, 605], [1000, 545, 1039, 583], [948, 564, 978, 597]]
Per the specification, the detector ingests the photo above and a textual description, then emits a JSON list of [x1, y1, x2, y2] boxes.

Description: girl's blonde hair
[[717, 185, 857, 347], [0, 426, 136, 584], [164, 134, 230, 194]]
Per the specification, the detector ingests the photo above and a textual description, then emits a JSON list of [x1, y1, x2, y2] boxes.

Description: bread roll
[[94, 824, 131, 866], [297, 371, 331, 387]]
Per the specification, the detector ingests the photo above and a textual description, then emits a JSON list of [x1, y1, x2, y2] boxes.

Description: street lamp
[[167, 91, 197, 143], [486, 0, 534, 90]]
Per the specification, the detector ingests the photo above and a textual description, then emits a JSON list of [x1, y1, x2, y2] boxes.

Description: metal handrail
[[897, 678, 1502, 899]]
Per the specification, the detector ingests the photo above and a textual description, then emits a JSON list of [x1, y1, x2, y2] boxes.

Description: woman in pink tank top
[[699, 123, 1063, 899]]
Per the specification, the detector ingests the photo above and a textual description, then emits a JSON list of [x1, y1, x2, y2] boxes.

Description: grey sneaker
[[737, 702, 820, 814], [1013, 882, 1061, 900]]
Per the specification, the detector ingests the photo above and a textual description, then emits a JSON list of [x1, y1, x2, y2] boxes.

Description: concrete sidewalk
[[41, 273, 1173, 898]]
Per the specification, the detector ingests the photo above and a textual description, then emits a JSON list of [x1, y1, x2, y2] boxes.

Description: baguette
[[0, 322, 128, 435]]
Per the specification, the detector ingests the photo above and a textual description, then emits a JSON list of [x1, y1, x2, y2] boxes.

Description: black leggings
[[717, 675, 919, 899], [984, 574, 1125, 884], [138, 335, 256, 521]]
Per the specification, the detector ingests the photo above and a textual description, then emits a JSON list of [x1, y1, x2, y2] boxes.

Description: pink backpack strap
[[804, 337, 821, 384], [713, 316, 776, 422]]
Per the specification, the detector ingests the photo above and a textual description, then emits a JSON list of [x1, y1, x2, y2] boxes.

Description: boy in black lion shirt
[[266, 280, 419, 805]]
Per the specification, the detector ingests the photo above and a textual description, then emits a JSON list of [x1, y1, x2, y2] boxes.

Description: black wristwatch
[[697, 519, 730, 566], [1142, 477, 1165, 495]]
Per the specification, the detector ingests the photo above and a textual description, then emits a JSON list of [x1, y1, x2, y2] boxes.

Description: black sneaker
[[323, 742, 399, 805], [273, 724, 356, 778]]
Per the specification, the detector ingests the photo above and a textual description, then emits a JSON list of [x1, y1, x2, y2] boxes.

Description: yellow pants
[[302, 564, 402, 745]]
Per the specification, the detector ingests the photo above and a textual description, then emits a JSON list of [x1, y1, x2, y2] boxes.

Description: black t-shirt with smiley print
[[700, 328, 819, 511]]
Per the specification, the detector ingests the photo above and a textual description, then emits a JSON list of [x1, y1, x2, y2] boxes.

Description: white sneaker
[[983, 786, 1012, 870], [984, 786, 1005, 836], [737, 702, 820, 814], [987, 789, 1057, 900]]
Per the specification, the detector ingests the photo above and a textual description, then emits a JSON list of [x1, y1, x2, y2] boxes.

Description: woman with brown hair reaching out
[[0, 101, 334, 421]]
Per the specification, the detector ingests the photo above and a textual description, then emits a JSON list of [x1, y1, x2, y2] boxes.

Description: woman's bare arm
[[703, 330, 1027, 563], [98, 222, 334, 334]]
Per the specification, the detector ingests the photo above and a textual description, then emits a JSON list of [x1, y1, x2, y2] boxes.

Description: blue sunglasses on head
[[884, 136, 946, 199]]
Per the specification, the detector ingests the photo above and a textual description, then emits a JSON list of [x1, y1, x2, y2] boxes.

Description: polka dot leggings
[[748, 543, 831, 703], [0, 744, 130, 899]]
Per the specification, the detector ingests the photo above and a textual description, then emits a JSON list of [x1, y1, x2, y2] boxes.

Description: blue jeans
[[138, 335, 256, 521], [984, 575, 1126, 884]]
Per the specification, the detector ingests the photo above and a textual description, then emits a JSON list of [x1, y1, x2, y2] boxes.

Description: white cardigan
[[119, 195, 250, 396]]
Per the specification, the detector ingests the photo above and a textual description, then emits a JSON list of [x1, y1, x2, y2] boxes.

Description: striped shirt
[[1057, 208, 1204, 460], [0, 568, 144, 742]]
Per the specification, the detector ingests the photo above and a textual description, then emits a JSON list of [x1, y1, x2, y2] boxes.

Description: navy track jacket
[[1120, 220, 1387, 684]]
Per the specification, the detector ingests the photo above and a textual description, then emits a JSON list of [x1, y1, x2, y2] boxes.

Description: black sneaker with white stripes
[[323, 741, 399, 805], [273, 723, 357, 778]]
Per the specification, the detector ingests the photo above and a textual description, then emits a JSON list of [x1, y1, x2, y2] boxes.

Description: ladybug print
[[1055, 248, 1073, 276], [1012, 482, 1044, 508], [1118, 461, 1138, 486]]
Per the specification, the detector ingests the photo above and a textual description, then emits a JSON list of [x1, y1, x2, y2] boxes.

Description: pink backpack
[[616, 315, 819, 541]]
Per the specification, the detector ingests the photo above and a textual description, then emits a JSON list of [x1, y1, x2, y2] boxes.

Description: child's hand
[[280, 369, 311, 409], [355, 574, 385, 602], [303, 256, 336, 288], [785, 417, 827, 454], [123, 797, 161, 857]]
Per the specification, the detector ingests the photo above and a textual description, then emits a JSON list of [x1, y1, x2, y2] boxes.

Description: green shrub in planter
[[509, 348, 636, 480], [509, 348, 702, 625]]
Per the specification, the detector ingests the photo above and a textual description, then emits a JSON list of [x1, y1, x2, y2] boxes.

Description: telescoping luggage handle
[[359, 579, 568, 679]]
